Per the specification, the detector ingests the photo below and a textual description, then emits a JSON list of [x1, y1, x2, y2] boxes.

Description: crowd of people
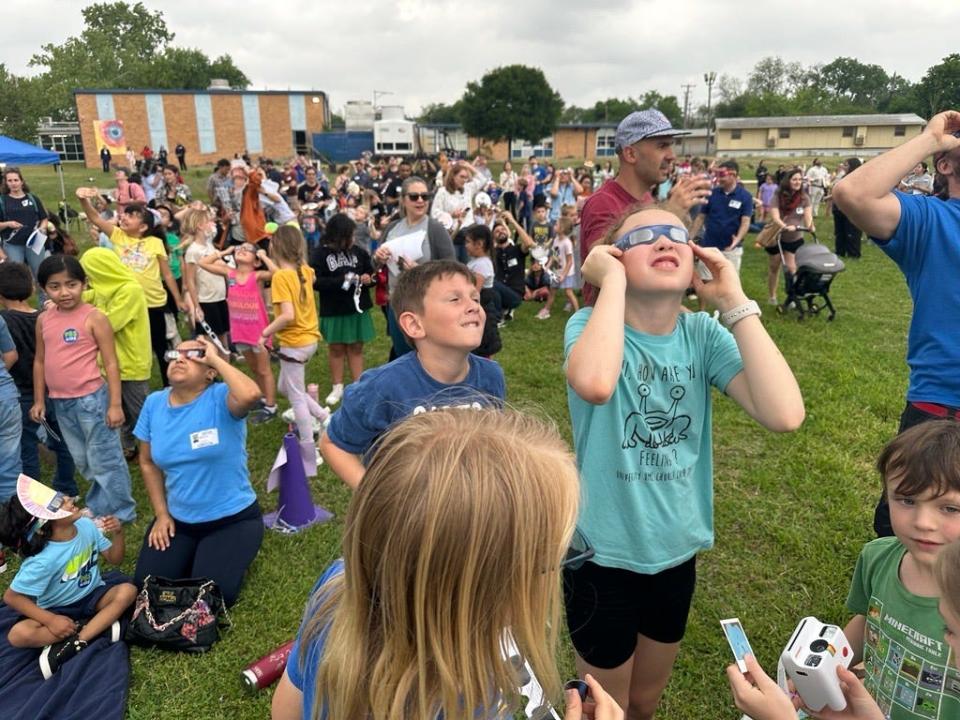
[[0, 105, 958, 720]]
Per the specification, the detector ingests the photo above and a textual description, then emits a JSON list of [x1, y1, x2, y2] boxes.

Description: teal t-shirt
[[564, 309, 743, 573], [846, 537, 959, 720]]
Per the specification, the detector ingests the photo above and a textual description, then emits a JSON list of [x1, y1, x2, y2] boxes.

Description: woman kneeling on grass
[[132, 335, 263, 607], [272, 409, 623, 720]]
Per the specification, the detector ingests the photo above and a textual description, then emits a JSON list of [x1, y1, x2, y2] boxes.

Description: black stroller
[[776, 228, 845, 321]]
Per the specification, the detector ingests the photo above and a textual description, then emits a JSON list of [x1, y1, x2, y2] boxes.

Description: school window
[[778, 128, 791, 139], [842, 126, 855, 138], [595, 128, 617, 157], [511, 136, 554, 159], [40, 134, 85, 162], [730, 129, 742, 140], [894, 126, 906, 137]]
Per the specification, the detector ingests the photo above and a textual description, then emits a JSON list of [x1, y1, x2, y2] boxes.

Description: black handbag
[[125, 575, 230, 653]]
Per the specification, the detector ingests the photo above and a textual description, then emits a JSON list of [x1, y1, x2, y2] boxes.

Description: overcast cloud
[[5, 1, 957, 117]]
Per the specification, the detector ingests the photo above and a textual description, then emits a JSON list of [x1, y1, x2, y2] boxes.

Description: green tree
[[811, 57, 892, 110], [914, 54, 960, 117], [27, 1, 248, 122], [418, 102, 463, 124], [459, 65, 563, 154], [0, 65, 46, 142]]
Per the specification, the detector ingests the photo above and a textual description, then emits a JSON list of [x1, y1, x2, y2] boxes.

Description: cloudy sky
[[5, 1, 958, 117]]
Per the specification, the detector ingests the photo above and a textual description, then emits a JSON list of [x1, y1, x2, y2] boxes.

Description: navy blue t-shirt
[[326, 352, 506, 455], [700, 184, 753, 249]]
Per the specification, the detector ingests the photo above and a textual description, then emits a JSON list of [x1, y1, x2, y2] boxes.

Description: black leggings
[[147, 305, 169, 386], [134, 501, 264, 607]]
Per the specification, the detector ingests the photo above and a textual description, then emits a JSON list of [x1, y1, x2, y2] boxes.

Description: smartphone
[[721, 618, 755, 673]]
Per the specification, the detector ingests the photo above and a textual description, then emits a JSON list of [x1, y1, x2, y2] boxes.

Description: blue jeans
[[51, 384, 136, 522], [0, 397, 22, 502], [1, 242, 49, 278], [19, 393, 78, 496], [493, 280, 522, 312]]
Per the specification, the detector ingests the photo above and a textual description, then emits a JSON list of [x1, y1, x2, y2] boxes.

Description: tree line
[[419, 54, 960, 153], [0, 2, 248, 143]]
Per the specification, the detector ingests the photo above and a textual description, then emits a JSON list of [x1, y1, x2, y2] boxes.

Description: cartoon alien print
[[622, 383, 692, 450]]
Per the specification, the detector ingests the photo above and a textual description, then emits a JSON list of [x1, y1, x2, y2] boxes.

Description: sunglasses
[[164, 348, 206, 361], [561, 527, 595, 571], [404, 192, 431, 202], [613, 224, 689, 252]]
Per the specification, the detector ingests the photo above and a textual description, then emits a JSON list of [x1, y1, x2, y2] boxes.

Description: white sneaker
[[280, 409, 325, 436], [536, 308, 551, 320], [767, 296, 778, 305], [325, 384, 344, 406]]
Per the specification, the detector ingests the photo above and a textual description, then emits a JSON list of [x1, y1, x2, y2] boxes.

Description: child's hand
[[148, 514, 176, 551], [806, 666, 884, 720], [29, 402, 45, 423], [563, 674, 624, 720], [106, 404, 124, 429], [690, 243, 749, 313], [726, 654, 800, 720], [98, 515, 122, 534], [46, 614, 78, 640], [581, 244, 625, 288]]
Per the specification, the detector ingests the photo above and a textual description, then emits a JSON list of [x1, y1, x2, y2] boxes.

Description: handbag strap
[[136, 576, 232, 632]]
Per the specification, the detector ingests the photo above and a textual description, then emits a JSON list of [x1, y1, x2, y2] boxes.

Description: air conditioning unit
[[766, 137, 776, 148], [854, 135, 865, 146]]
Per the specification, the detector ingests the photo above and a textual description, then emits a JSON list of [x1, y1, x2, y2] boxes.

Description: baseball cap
[[615, 109, 690, 151]]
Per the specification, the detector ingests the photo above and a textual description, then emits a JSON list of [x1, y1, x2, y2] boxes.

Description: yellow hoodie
[[81, 247, 152, 382]]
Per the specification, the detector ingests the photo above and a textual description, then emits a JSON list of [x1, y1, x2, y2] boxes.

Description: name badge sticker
[[190, 428, 220, 450], [728, 199, 742, 209], [507, 258, 518, 267]]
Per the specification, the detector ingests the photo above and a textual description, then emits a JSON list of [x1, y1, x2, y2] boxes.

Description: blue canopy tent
[[0, 134, 66, 203]]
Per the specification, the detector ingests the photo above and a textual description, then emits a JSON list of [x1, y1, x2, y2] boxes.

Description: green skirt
[[321, 309, 375, 344]]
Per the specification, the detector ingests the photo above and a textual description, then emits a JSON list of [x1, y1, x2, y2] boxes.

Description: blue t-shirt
[[133, 382, 256, 523], [564, 309, 743, 573], [700, 184, 754, 249], [326, 352, 506, 455], [287, 559, 344, 720], [875, 193, 960, 406], [11, 517, 111, 608], [549, 183, 576, 222], [0, 315, 18, 402]]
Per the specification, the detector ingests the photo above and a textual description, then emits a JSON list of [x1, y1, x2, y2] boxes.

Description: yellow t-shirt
[[272, 266, 320, 348], [109, 227, 168, 308]]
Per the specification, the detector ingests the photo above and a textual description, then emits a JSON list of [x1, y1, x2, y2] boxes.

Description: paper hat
[[16, 474, 72, 520]]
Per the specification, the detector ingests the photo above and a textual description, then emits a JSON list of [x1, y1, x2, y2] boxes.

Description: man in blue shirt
[[832, 109, 960, 536], [690, 160, 753, 309]]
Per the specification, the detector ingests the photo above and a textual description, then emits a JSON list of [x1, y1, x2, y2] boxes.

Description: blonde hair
[[303, 409, 579, 720], [936, 539, 960, 621], [556, 217, 574, 238], [179, 208, 211, 239], [270, 225, 309, 304]]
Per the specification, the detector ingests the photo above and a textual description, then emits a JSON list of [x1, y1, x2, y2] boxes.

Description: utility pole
[[680, 83, 695, 155], [703, 72, 717, 156]]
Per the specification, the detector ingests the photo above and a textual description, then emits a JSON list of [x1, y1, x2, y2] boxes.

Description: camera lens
[[809, 639, 829, 653]]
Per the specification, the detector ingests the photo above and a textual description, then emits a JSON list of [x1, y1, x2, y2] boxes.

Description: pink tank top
[[41, 304, 105, 398], [226, 270, 270, 346]]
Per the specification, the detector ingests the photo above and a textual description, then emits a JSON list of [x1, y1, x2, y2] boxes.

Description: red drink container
[[241, 639, 296, 691]]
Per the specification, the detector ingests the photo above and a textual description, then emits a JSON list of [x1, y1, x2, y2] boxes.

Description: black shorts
[[563, 557, 697, 668], [198, 300, 229, 336], [764, 239, 803, 255]]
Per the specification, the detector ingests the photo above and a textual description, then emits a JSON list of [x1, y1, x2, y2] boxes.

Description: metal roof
[[715, 114, 925, 129]]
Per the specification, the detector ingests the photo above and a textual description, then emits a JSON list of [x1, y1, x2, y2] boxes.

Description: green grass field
[[7, 162, 912, 719]]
